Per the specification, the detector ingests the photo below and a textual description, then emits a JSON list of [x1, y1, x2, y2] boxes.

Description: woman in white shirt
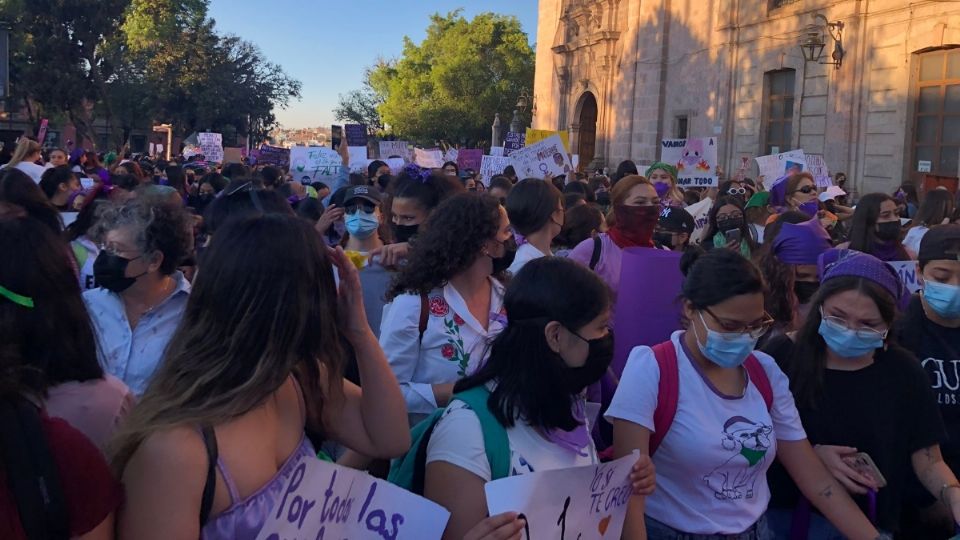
[[425, 257, 654, 539], [4, 138, 46, 183], [380, 193, 516, 425], [609, 249, 884, 540], [504, 178, 563, 275]]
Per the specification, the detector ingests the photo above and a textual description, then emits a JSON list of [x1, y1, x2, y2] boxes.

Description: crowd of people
[[2, 132, 960, 540]]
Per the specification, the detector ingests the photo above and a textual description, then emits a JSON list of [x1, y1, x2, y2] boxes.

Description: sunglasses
[[726, 187, 748, 196], [794, 185, 816, 195], [345, 201, 377, 214]]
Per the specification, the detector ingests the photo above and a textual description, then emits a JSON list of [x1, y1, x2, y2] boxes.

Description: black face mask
[[794, 281, 819, 305], [490, 236, 517, 275], [392, 223, 419, 243], [654, 231, 675, 249], [563, 332, 615, 393], [93, 251, 145, 293], [717, 216, 744, 233], [876, 221, 901, 242]]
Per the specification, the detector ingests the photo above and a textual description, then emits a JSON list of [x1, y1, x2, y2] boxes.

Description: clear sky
[[206, 1, 540, 129]]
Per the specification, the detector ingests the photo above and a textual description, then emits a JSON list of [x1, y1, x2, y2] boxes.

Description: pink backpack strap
[[650, 341, 679, 456], [743, 354, 774, 411]]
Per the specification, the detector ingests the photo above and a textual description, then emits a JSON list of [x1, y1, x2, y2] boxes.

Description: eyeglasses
[[819, 308, 888, 340], [794, 185, 816, 195], [726, 187, 748, 196], [702, 308, 775, 339], [99, 244, 143, 259], [345, 201, 377, 214]]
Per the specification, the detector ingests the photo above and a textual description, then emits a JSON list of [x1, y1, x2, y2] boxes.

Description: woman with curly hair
[[379, 193, 515, 425]]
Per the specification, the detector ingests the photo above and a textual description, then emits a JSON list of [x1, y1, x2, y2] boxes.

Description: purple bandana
[[818, 249, 904, 301], [543, 399, 591, 457], [772, 219, 832, 265]]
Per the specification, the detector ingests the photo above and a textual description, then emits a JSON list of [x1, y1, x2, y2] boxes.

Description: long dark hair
[[110, 214, 345, 470], [681, 248, 764, 309], [703, 196, 755, 251], [848, 193, 907, 258], [506, 178, 561, 236], [912, 189, 954, 228], [66, 199, 109, 242], [0, 168, 63, 234], [456, 257, 611, 431], [387, 193, 505, 299], [39, 165, 77, 200], [0, 204, 103, 400], [788, 276, 897, 408], [390, 170, 464, 214]]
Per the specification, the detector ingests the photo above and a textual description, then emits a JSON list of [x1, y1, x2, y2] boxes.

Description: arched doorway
[[577, 92, 598, 171]]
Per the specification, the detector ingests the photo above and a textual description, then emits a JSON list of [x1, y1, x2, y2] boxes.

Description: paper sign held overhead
[[480, 155, 512, 184], [457, 149, 483, 172], [257, 145, 290, 168], [660, 137, 719, 187], [289, 147, 342, 183], [485, 451, 639, 540], [379, 141, 409, 160], [255, 457, 450, 540], [525, 128, 569, 149], [503, 132, 525, 156], [805, 154, 832, 188], [755, 150, 807, 184], [414, 148, 444, 169], [344, 124, 368, 147], [198, 133, 224, 163], [509, 134, 572, 179]]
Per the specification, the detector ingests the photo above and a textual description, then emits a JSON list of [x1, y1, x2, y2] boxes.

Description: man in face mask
[[340, 184, 394, 336], [654, 206, 694, 251]]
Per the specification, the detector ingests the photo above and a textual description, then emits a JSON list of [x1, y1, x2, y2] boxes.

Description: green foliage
[[334, 66, 385, 131], [3, 0, 300, 149], [371, 10, 534, 146]]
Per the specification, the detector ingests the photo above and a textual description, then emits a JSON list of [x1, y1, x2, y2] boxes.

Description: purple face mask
[[799, 200, 819, 217]]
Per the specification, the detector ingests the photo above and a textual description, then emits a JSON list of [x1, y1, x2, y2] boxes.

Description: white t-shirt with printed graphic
[[605, 331, 806, 535], [426, 397, 598, 482]]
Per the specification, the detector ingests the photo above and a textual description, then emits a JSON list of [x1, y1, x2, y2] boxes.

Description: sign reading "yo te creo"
[[255, 458, 450, 540]]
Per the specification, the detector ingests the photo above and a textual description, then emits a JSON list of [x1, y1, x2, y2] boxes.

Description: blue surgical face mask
[[345, 210, 379, 239], [817, 316, 885, 359], [924, 280, 960, 320], [693, 312, 758, 368]]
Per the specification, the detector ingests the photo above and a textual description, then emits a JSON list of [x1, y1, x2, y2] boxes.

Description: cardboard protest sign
[[504, 132, 525, 156], [414, 148, 444, 168], [290, 147, 342, 183], [806, 154, 832, 188], [685, 196, 714, 246], [755, 150, 807, 183], [480, 155, 512, 184], [888, 261, 922, 294], [660, 138, 719, 187], [509, 134, 571, 178], [198, 133, 224, 163], [457, 149, 483, 172], [485, 451, 638, 540], [255, 458, 450, 540], [258, 145, 291, 168], [490, 146, 504, 157], [379, 141, 409, 160], [344, 124, 368, 147], [223, 147, 243, 164], [525, 128, 570, 149]]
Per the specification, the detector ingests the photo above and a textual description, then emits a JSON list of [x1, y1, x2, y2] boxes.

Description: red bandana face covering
[[608, 205, 659, 248]]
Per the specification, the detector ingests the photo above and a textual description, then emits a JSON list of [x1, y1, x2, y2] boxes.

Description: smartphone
[[331, 125, 343, 150], [844, 452, 887, 488], [724, 229, 742, 243]]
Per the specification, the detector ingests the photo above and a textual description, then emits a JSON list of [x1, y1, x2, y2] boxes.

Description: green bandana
[[739, 446, 767, 467], [645, 162, 678, 181], [0, 285, 34, 308]]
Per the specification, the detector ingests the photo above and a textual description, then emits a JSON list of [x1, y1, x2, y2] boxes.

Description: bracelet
[[939, 483, 960, 504]]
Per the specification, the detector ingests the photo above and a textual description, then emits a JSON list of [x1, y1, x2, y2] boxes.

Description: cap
[[343, 184, 381, 205], [818, 186, 847, 202], [745, 191, 771, 209], [658, 206, 695, 233], [919, 224, 960, 268]]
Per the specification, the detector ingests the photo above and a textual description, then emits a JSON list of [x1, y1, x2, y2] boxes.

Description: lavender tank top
[[201, 434, 316, 540]]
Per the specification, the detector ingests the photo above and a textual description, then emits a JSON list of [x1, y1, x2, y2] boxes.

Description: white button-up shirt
[[379, 278, 507, 424], [83, 272, 191, 396]]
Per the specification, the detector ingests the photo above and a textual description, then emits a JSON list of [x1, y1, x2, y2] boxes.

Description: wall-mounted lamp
[[800, 14, 844, 69]]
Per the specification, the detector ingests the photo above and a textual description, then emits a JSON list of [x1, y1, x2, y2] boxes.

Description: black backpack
[[0, 398, 68, 539]]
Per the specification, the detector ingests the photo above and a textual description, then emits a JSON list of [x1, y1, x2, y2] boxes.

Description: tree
[[334, 65, 386, 131], [371, 10, 534, 146]]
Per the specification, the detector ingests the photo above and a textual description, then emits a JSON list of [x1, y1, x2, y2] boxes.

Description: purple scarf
[[543, 398, 591, 457]]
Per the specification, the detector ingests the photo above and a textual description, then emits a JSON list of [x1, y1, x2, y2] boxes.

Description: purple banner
[[256, 145, 290, 168], [457, 149, 483, 172], [611, 247, 684, 378]]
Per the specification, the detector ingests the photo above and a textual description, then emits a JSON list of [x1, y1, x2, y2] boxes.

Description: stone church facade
[[533, 0, 960, 193]]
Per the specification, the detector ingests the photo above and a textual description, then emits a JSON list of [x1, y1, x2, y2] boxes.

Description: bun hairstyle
[[680, 248, 764, 309]]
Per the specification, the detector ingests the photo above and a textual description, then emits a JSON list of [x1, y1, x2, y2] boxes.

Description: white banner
[[480, 155, 512, 184], [414, 148, 444, 169], [509, 134, 571, 178], [379, 141, 409, 160], [198, 132, 224, 163], [289, 147, 342, 183], [485, 451, 638, 540], [255, 458, 450, 540], [660, 137, 719, 187]]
